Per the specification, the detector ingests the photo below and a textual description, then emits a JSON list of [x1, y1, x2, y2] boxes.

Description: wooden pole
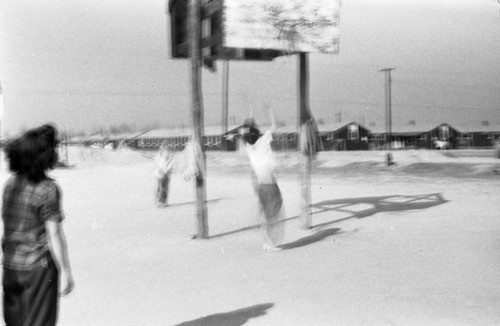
[[64, 131, 69, 165], [380, 68, 395, 165], [380, 68, 394, 145], [188, 0, 208, 238], [298, 52, 312, 229], [385, 69, 393, 143], [221, 59, 229, 149]]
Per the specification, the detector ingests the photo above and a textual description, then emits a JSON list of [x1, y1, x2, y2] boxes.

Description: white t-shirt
[[245, 130, 276, 184], [155, 149, 174, 178]]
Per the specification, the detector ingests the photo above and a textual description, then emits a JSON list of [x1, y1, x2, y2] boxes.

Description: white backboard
[[222, 0, 341, 53]]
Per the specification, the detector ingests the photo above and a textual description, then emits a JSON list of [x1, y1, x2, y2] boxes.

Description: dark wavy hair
[[240, 118, 261, 145], [4, 124, 59, 182]]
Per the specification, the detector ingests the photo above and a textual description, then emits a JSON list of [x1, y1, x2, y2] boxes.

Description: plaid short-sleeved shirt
[[2, 176, 64, 270]]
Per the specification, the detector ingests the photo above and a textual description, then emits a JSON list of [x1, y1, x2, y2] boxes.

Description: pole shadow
[[279, 227, 341, 250], [174, 303, 274, 326], [210, 193, 447, 239], [167, 197, 229, 208]]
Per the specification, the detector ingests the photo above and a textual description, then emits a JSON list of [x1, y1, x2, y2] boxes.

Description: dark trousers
[[3, 258, 59, 326], [156, 174, 171, 204], [256, 183, 283, 221], [255, 183, 285, 246]]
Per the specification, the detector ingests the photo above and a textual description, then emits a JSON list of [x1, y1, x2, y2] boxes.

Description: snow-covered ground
[[1, 146, 500, 325]]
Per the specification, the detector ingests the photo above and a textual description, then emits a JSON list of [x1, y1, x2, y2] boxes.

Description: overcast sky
[[1, 0, 499, 136]]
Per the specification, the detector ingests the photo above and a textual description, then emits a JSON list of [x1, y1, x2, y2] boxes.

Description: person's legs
[[155, 178, 162, 203], [3, 268, 24, 326], [156, 176, 168, 205], [23, 259, 59, 326], [3, 259, 59, 326], [258, 184, 284, 250], [164, 174, 171, 205]]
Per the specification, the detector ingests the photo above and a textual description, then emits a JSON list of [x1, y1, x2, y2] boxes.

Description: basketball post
[[188, 0, 208, 239], [221, 60, 229, 150], [298, 52, 312, 229], [168, 0, 341, 236]]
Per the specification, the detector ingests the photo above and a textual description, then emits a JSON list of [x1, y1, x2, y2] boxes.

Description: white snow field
[[1, 146, 499, 326]]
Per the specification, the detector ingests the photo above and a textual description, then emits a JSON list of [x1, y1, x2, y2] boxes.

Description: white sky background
[[0, 0, 499, 135]]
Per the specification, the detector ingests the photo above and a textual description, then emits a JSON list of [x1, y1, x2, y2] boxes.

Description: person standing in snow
[[240, 112, 285, 251], [2, 124, 74, 326], [155, 142, 175, 207]]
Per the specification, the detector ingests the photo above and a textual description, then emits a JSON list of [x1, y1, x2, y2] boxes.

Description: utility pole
[[188, 0, 208, 238], [359, 114, 365, 126], [380, 67, 395, 164], [335, 111, 342, 123], [221, 59, 229, 149]]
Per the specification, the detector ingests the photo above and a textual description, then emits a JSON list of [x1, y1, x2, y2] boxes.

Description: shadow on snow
[[309, 192, 448, 229], [279, 227, 341, 250], [174, 303, 274, 326], [166, 197, 229, 208], [210, 193, 448, 245]]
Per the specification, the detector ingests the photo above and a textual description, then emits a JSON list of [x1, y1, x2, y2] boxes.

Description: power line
[[395, 79, 500, 92], [5, 87, 499, 113], [313, 98, 499, 112], [391, 103, 500, 112]]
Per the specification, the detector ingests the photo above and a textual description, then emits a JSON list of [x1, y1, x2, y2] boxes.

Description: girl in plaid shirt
[[2, 124, 74, 326]]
